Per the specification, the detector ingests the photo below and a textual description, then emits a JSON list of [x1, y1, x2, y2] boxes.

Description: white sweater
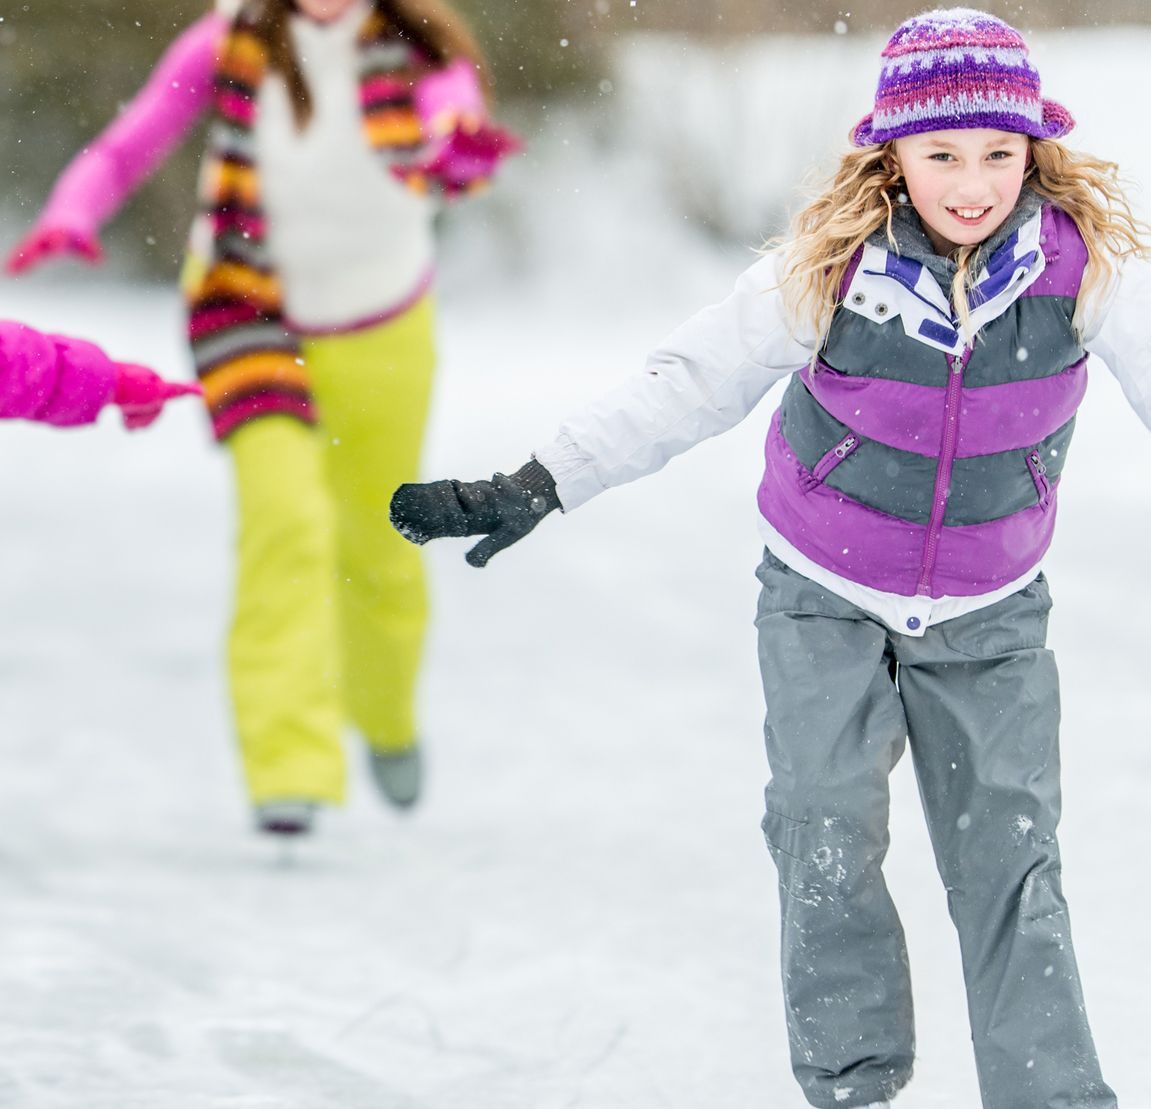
[[255, 0, 435, 332]]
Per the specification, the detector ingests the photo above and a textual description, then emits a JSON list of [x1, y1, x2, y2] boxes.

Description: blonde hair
[[779, 137, 1150, 344], [779, 142, 901, 342], [1021, 140, 1147, 333]]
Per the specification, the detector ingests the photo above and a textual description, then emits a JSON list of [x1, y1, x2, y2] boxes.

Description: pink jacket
[[33, 14, 224, 239], [0, 321, 117, 426]]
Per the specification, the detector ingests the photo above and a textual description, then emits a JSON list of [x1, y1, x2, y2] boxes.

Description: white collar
[[843, 210, 1047, 355]]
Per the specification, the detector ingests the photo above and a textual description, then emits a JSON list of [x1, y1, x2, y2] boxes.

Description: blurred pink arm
[[413, 59, 488, 140], [0, 321, 117, 426], [7, 13, 225, 271], [394, 59, 523, 195], [0, 322, 201, 429]]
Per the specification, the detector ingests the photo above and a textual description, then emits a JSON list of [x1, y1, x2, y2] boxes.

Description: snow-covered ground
[[3, 25, 1151, 1109]]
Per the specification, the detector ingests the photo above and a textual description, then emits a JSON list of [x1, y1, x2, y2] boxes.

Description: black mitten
[[390, 459, 559, 568]]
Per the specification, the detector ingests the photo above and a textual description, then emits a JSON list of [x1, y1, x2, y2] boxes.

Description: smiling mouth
[[947, 206, 993, 222]]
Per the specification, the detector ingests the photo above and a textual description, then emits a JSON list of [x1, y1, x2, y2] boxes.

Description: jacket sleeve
[[534, 249, 817, 511], [0, 322, 117, 426], [32, 13, 225, 237], [1082, 256, 1151, 430]]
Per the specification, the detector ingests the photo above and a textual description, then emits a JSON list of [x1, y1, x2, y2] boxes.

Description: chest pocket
[[822, 306, 951, 387]]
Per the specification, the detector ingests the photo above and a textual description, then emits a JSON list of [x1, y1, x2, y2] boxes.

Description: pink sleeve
[[35, 13, 226, 236], [0, 321, 117, 426], [412, 59, 487, 138]]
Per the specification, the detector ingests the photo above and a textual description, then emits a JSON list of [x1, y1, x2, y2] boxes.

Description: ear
[[1023, 139, 1036, 177], [882, 141, 902, 181]]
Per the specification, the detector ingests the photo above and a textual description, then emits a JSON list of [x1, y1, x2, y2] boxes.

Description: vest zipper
[[1026, 447, 1052, 508], [917, 347, 971, 595]]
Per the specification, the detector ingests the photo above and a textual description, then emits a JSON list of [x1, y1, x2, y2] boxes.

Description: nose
[[952, 164, 995, 202]]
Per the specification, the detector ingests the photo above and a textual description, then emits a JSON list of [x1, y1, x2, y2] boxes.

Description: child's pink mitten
[[5, 226, 104, 275], [393, 59, 522, 191], [113, 363, 202, 430]]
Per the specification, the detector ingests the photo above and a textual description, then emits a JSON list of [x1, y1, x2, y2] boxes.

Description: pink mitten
[[414, 124, 522, 190], [392, 59, 522, 191], [113, 363, 202, 430], [5, 226, 104, 275]]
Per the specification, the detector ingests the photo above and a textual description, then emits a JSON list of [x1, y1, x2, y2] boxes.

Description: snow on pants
[[754, 548, 1115, 1109], [226, 297, 435, 805]]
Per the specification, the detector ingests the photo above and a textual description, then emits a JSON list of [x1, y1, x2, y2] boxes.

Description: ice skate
[[367, 745, 422, 809], [254, 799, 317, 837]]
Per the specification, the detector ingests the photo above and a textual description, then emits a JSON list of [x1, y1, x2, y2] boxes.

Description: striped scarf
[[187, 5, 436, 440]]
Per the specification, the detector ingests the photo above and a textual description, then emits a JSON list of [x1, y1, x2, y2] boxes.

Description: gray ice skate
[[254, 800, 317, 837], [367, 745, 422, 809]]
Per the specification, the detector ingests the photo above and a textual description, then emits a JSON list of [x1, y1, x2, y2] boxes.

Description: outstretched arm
[[7, 12, 226, 273], [0, 323, 115, 424], [391, 250, 818, 564], [0, 321, 200, 429], [533, 249, 816, 511]]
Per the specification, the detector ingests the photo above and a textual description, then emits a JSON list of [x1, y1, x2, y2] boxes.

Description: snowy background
[[2, 27, 1151, 1109]]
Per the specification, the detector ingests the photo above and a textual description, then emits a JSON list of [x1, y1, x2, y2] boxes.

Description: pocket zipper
[[1026, 447, 1052, 508], [802, 432, 861, 491]]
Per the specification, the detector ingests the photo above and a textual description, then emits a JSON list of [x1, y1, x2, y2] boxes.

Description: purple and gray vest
[[758, 204, 1088, 598]]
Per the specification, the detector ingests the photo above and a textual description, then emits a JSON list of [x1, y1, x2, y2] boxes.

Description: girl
[[10, 0, 518, 837], [0, 320, 196, 429], [389, 9, 1144, 1108]]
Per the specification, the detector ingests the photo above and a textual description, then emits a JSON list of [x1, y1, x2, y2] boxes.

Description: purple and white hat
[[851, 7, 1074, 146]]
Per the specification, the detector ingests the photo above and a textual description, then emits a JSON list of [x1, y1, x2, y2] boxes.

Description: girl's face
[[293, 0, 359, 22], [893, 128, 1030, 256]]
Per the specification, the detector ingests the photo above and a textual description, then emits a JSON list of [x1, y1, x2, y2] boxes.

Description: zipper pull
[[1029, 450, 1047, 475], [834, 435, 857, 459], [950, 354, 964, 374]]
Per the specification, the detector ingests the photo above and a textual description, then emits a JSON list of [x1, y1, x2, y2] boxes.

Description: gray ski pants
[[754, 549, 1116, 1109]]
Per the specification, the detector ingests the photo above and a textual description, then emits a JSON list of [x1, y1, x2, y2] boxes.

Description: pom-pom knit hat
[[851, 7, 1074, 146]]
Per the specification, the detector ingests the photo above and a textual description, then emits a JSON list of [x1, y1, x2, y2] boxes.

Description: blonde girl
[[390, 9, 1148, 1107]]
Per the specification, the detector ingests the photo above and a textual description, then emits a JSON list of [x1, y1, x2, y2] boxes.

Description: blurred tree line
[[599, 0, 1151, 35], [0, 0, 1145, 275]]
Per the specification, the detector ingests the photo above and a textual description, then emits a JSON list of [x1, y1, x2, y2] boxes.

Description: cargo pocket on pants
[[1020, 862, 1067, 923], [762, 803, 811, 899]]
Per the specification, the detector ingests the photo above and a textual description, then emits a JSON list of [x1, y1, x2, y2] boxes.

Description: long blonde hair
[[248, 0, 489, 129], [780, 138, 1149, 343]]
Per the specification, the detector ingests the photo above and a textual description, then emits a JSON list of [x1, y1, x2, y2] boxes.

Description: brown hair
[[778, 137, 1150, 344], [247, 0, 489, 129]]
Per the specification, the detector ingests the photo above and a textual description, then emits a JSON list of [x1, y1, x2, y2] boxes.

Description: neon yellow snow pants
[[226, 298, 435, 805]]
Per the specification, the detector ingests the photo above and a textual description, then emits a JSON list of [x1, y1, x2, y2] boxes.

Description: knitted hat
[[851, 8, 1074, 146]]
